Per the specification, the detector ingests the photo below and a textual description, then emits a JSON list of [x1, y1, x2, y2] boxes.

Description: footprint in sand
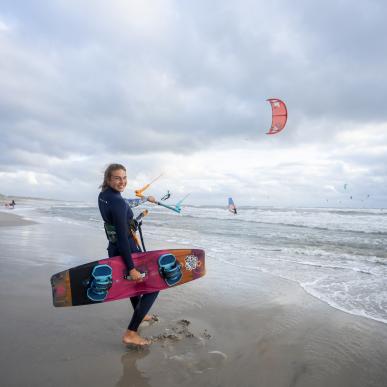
[[151, 319, 211, 344]]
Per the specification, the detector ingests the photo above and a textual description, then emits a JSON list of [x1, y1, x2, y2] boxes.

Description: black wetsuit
[[98, 187, 158, 331]]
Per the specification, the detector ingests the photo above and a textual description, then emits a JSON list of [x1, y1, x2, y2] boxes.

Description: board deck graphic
[[51, 249, 205, 307]]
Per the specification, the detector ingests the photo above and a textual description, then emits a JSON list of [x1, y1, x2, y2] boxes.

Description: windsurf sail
[[266, 98, 288, 135], [228, 197, 237, 214], [135, 174, 163, 197]]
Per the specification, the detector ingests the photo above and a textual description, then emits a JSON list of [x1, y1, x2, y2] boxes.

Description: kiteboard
[[51, 249, 205, 307]]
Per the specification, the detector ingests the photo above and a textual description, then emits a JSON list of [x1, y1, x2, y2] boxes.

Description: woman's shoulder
[[99, 189, 125, 206], [108, 194, 127, 210]]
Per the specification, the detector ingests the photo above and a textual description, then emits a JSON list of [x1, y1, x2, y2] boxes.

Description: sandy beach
[[0, 210, 386, 387]]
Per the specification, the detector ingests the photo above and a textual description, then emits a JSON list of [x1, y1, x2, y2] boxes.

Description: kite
[[266, 98, 288, 135]]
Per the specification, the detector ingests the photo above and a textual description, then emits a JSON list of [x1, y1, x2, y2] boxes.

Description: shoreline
[[0, 210, 37, 227], [1, 208, 385, 326]]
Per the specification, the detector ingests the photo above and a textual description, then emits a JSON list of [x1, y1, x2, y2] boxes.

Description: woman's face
[[108, 168, 127, 192]]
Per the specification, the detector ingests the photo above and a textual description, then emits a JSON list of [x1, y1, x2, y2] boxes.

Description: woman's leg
[[121, 243, 159, 345], [129, 296, 140, 309], [123, 291, 159, 345], [128, 291, 159, 331], [128, 243, 153, 320], [129, 296, 155, 321]]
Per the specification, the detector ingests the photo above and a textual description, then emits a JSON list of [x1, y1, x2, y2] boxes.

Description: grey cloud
[[0, 0, 386, 205]]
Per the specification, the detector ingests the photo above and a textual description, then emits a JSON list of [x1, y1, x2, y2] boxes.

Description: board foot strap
[[158, 254, 182, 286], [86, 264, 113, 302]]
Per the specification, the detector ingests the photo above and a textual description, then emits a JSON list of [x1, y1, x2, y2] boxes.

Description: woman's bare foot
[[143, 314, 156, 322], [122, 330, 151, 346]]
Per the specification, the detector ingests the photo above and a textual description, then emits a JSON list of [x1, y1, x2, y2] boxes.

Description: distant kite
[[266, 98, 288, 135]]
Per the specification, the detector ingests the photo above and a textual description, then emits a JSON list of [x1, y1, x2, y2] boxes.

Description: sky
[[0, 0, 386, 207]]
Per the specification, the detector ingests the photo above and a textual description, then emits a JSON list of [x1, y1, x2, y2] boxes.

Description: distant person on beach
[[5, 200, 15, 209], [98, 163, 158, 346]]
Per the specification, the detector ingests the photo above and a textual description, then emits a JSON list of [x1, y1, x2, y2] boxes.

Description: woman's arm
[[124, 196, 156, 208], [124, 197, 147, 208], [111, 200, 135, 271]]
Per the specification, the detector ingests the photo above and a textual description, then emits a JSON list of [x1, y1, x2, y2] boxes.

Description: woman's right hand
[[147, 195, 156, 203], [129, 268, 144, 282]]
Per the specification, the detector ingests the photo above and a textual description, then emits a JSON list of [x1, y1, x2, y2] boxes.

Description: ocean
[[9, 198, 387, 325]]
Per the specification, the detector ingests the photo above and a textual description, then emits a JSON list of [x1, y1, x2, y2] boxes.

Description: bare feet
[[122, 330, 151, 346], [143, 314, 157, 322]]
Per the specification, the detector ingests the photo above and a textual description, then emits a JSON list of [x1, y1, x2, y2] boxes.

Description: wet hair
[[99, 163, 126, 191]]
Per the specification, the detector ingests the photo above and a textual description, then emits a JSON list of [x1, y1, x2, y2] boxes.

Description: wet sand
[[0, 211, 386, 387], [0, 210, 36, 226]]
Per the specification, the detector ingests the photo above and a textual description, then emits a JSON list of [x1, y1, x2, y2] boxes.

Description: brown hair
[[99, 163, 126, 191]]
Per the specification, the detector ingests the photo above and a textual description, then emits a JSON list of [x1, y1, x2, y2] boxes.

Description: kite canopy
[[266, 98, 288, 135]]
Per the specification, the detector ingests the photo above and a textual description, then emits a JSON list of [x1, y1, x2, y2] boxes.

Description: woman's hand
[[147, 195, 156, 203], [129, 268, 144, 282]]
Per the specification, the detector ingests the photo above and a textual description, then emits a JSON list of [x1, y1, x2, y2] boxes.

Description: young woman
[[98, 163, 158, 346]]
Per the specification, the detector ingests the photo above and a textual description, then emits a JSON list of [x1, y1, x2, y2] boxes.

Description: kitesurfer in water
[[98, 163, 158, 346]]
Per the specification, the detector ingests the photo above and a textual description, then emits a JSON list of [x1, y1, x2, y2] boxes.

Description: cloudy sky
[[0, 0, 386, 207]]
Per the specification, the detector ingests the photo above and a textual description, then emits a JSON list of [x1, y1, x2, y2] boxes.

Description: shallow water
[[8, 200, 387, 324]]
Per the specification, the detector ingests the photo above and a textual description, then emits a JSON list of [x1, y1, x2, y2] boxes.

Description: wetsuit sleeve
[[110, 200, 134, 271], [124, 197, 147, 208]]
